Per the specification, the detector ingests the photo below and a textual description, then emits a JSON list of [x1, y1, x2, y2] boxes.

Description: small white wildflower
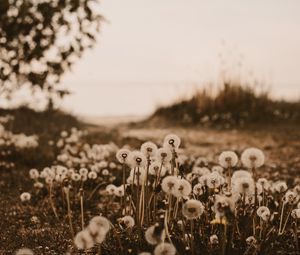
[[106, 184, 117, 195]]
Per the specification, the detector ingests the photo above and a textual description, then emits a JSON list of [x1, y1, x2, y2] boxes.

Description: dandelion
[[210, 234, 219, 245], [182, 199, 204, 219], [193, 183, 203, 196], [89, 216, 110, 234], [291, 209, 300, 219], [87, 221, 107, 244], [29, 168, 39, 179], [129, 151, 147, 168], [246, 236, 257, 246], [20, 192, 31, 202], [213, 195, 234, 218], [71, 173, 81, 182], [156, 147, 172, 164], [88, 171, 97, 180], [141, 141, 158, 157], [145, 224, 164, 245], [206, 172, 224, 189], [173, 178, 192, 198], [241, 148, 265, 169], [232, 170, 252, 180], [274, 181, 288, 193], [161, 176, 179, 194], [116, 148, 131, 164], [284, 190, 299, 205], [257, 178, 271, 191], [74, 230, 94, 250], [149, 161, 167, 177], [106, 184, 117, 195], [219, 151, 238, 168], [114, 185, 125, 197], [119, 215, 135, 228], [163, 134, 181, 149], [15, 248, 34, 255], [192, 166, 210, 176], [154, 242, 176, 255], [232, 177, 255, 195]]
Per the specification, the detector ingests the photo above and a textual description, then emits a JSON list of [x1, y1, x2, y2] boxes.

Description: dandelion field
[[1, 110, 300, 255]]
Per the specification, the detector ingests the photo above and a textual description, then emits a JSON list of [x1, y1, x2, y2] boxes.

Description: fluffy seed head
[[241, 148, 265, 169], [141, 141, 158, 157], [154, 242, 176, 255], [182, 199, 204, 219], [219, 151, 238, 168], [163, 134, 181, 149]]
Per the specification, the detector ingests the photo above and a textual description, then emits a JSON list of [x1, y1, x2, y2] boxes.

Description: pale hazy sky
[[60, 0, 300, 117]]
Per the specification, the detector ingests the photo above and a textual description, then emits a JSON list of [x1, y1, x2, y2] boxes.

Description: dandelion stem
[[80, 188, 84, 230]]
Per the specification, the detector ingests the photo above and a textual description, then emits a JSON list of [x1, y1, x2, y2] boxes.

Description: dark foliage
[[0, 0, 103, 100]]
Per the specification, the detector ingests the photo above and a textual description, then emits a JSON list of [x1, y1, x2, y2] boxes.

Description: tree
[[0, 0, 103, 107]]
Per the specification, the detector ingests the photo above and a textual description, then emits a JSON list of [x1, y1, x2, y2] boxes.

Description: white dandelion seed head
[[154, 242, 176, 255], [257, 178, 271, 191], [257, 206, 270, 217], [273, 181, 288, 193], [116, 148, 131, 164], [71, 173, 81, 182], [213, 195, 235, 217], [29, 168, 39, 179], [33, 182, 44, 189], [211, 165, 224, 175], [149, 161, 167, 177], [232, 170, 252, 181], [260, 211, 271, 222], [74, 230, 94, 250], [182, 199, 204, 220], [161, 176, 179, 194], [20, 192, 31, 202], [87, 222, 106, 244], [106, 184, 117, 195], [156, 147, 172, 164], [232, 177, 255, 195], [173, 178, 192, 198], [284, 190, 299, 205], [246, 236, 257, 246], [206, 172, 224, 189], [198, 174, 209, 186], [88, 171, 97, 180], [195, 157, 208, 166], [89, 216, 110, 234], [291, 209, 300, 219], [192, 167, 210, 176], [163, 134, 181, 150], [141, 141, 158, 157], [139, 253, 152, 255], [210, 234, 219, 245], [79, 168, 88, 176], [193, 183, 203, 196], [119, 215, 135, 228], [145, 224, 164, 245], [241, 148, 265, 169], [114, 185, 125, 197], [15, 248, 34, 255], [128, 151, 147, 168], [219, 151, 238, 168]]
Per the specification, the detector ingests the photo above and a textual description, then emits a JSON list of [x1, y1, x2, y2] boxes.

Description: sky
[[59, 0, 300, 117]]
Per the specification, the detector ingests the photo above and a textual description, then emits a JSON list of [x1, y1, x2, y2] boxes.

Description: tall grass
[[150, 82, 300, 127]]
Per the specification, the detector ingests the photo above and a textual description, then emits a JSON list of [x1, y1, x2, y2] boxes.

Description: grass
[[149, 82, 300, 127]]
